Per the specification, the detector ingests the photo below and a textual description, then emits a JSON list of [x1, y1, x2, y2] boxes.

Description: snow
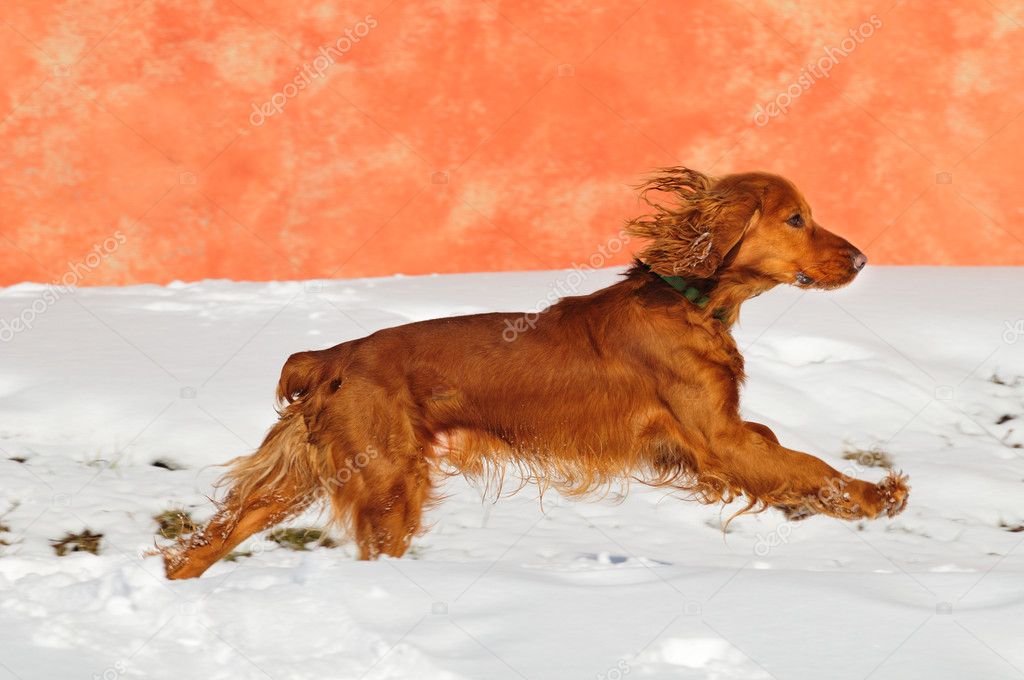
[[1, 266, 1022, 679]]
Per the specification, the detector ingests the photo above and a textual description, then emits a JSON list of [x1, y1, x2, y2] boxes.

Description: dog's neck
[[631, 261, 778, 328], [704, 271, 779, 326]]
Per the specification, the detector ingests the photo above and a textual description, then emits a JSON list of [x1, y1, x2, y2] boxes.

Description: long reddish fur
[[162, 167, 909, 579]]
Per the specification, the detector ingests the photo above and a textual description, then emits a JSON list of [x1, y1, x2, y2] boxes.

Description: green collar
[[641, 263, 729, 322], [659, 274, 712, 308]]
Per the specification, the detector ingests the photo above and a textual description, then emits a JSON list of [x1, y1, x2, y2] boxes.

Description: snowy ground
[[1, 266, 1022, 680]]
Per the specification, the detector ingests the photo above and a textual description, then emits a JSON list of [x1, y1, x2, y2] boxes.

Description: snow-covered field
[[1, 267, 1022, 680]]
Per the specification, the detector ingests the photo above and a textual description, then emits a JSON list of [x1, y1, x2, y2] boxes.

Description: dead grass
[[155, 509, 197, 539], [52, 530, 103, 557], [0, 502, 19, 550], [266, 527, 337, 551], [151, 458, 185, 471], [842, 446, 894, 469]]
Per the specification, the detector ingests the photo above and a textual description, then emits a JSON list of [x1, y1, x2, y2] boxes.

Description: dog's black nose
[[852, 251, 867, 271]]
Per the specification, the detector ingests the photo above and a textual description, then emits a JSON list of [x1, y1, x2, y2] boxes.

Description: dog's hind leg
[[163, 407, 328, 579], [320, 391, 436, 560], [343, 456, 434, 560], [164, 486, 309, 579]]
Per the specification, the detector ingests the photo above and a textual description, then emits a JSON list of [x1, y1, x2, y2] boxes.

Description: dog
[[162, 167, 908, 579]]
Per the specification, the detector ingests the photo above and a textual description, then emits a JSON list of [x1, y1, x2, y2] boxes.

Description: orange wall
[[2, 1, 1023, 286]]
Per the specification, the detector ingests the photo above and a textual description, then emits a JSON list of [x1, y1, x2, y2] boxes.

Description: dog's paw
[[856, 471, 909, 518], [819, 473, 908, 521], [874, 471, 909, 517]]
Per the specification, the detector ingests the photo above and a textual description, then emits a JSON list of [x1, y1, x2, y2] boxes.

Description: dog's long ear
[[625, 167, 759, 279]]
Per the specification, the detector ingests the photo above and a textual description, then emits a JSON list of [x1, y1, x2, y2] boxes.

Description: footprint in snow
[[748, 336, 873, 366]]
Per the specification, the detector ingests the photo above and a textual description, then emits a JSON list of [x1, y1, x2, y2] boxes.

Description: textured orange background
[[2, 1, 1023, 286]]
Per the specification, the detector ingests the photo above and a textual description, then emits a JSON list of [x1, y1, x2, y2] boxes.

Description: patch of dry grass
[[266, 527, 337, 551], [155, 509, 197, 539], [151, 458, 185, 471], [225, 550, 253, 562], [0, 502, 19, 550], [52, 530, 103, 557], [842, 446, 894, 469]]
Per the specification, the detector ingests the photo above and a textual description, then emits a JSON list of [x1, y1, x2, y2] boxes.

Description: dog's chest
[[654, 320, 746, 386], [691, 325, 745, 385], [717, 330, 745, 383], [697, 325, 744, 378]]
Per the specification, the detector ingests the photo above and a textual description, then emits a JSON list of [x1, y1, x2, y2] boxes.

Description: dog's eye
[[786, 213, 804, 228]]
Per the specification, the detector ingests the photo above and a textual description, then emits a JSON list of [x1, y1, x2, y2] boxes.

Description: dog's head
[[626, 167, 866, 290]]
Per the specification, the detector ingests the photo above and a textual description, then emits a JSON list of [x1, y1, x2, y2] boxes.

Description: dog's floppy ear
[[625, 167, 760, 279]]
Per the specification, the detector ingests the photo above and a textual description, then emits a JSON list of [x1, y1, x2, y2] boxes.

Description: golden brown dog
[[163, 167, 908, 579]]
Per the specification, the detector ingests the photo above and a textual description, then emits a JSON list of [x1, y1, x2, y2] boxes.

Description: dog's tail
[[215, 401, 336, 512], [277, 350, 331, 404], [223, 346, 358, 514]]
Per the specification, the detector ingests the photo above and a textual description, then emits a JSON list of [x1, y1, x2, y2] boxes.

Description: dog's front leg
[[743, 420, 779, 444], [705, 423, 908, 520]]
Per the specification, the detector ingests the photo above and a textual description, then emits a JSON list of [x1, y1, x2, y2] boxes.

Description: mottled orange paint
[[1, 1, 1022, 286]]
